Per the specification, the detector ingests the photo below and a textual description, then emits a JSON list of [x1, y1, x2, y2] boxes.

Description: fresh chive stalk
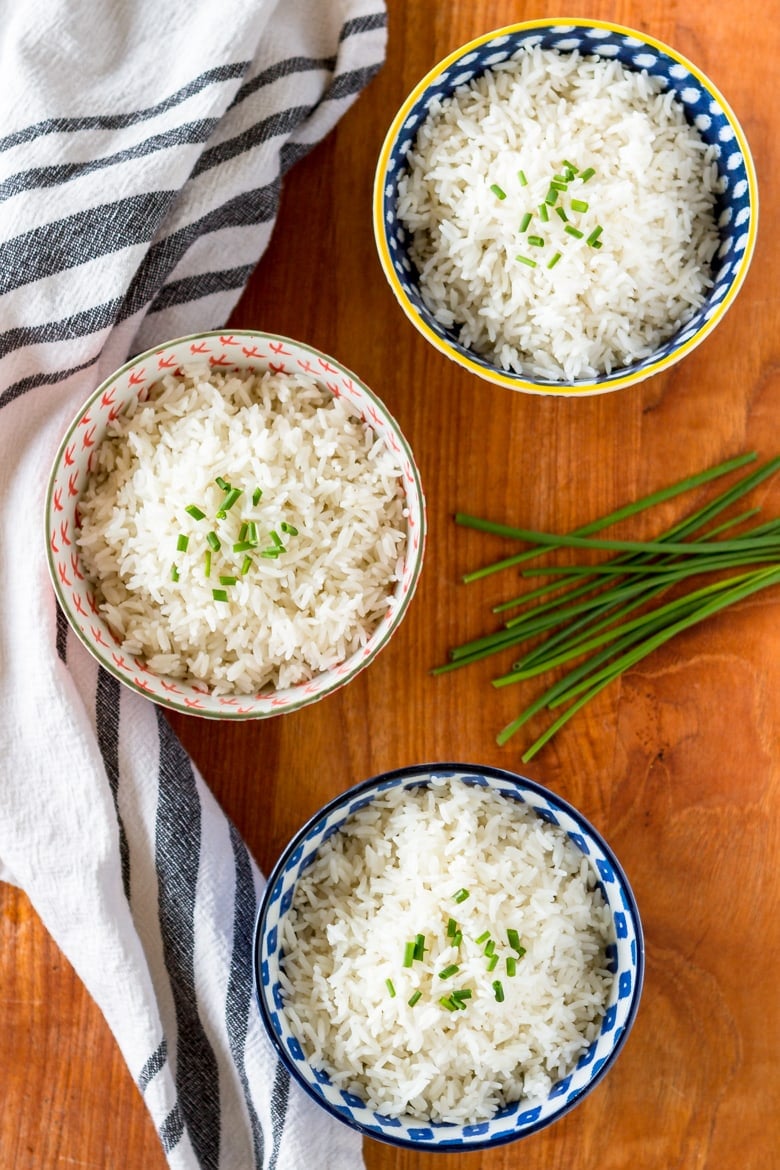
[[403, 942, 415, 968], [518, 169, 528, 186], [516, 256, 537, 268], [492, 980, 505, 1003], [565, 225, 584, 239], [185, 504, 206, 521], [580, 166, 596, 182], [439, 964, 460, 980], [386, 979, 396, 998], [414, 934, 426, 961], [212, 588, 228, 602], [519, 212, 533, 233], [408, 990, 422, 1007], [170, 564, 179, 582], [453, 888, 470, 904], [547, 251, 562, 270], [571, 198, 589, 213], [538, 203, 549, 222], [490, 183, 506, 200], [528, 235, 545, 247], [206, 531, 221, 551], [177, 534, 189, 552]]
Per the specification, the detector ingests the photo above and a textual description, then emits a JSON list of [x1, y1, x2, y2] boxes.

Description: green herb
[[170, 564, 179, 582], [439, 996, 458, 1012], [452, 930, 462, 947], [252, 487, 263, 506], [439, 964, 460, 980], [270, 530, 284, 550], [176, 534, 189, 552], [515, 256, 537, 268], [453, 888, 470, 904], [446, 917, 457, 938], [414, 933, 426, 961], [261, 549, 280, 559], [204, 550, 211, 577], [527, 235, 545, 247], [487, 953, 499, 972], [239, 523, 248, 542], [580, 166, 596, 182], [185, 504, 206, 521], [408, 990, 422, 1007], [490, 183, 506, 200], [571, 198, 589, 213], [506, 956, 517, 977], [547, 251, 562, 270], [475, 930, 491, 945], [519, 212, 533, 233], [492, 980, 505, 1003], [281, 522, 299, 536], [484, 939, 496, 957], [538, 203, 549, 223], [206, 531, 221, 551], [247, 521, 258, 545], [386, 979, 396, 998], [233, 540, 255, 553], [517, 169, 528, 187], [216, 487, 242, 518], [507, 928, 523, 953], [403, 942, 416, 968], [550, 179, 568, 192], [544, 186, 558, 206], [240, 555, 252, 576], [561, 159, 578, 173], [451, 988, 472, 1002], [564, 225, 584, 239], [215, 476, 230, 491], [219, 575, 237, 586], [555, 206, 569, 222], [587, 225, 604, 246], [212, 588, 228, 602]]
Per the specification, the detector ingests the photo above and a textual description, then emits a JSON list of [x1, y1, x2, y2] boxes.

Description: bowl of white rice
[[254, 764, 643, 1150], [46, 331, 425, 718], [373, 20, 758, 395]]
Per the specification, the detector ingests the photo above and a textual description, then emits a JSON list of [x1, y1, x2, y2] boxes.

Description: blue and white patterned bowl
[[373, 20, 758, 396], [253, 763, 644, 1151]]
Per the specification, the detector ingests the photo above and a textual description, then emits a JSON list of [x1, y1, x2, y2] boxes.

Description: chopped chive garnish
[[453, 888, 470, 904], [538, 202, 549, 222], [386, 979, 396, 998], [216, 488, 242, 518], [550, 180, 568, 191], [571, 198, 589, 213], [247, 521, 258, 545], [487, 953, 499, 972], [403, 942, 415, 968], [176, 534, 189, 552], [452, 930, 463, 947], [439, 964, 460, 980], [414, 934, 426, 960], [439, 996, 457, 1012], [270, 529, 284, 549], [185, 504, 206, 521], [484, 939, 496, 957], [592, 239, 603, 249], [515, 255, 537, 268], [587, 225, 604, 246], [281, 522, 299, 536], [565, 225, 584, 239], [239, 522, 248, 542], [507, 928, 522, 952], [215, 476, 230, 491], [475, 930, 490, 945], [212, 589, 228, 602], [555, 206, 569, 222], [506, 956, 517, 977], [492, 980, 505, 1003], [408, 990, 422, 1007], [170, 564, 179, 582], [252, 487, 262, 506], [261, 549, 280, 558], [517, 169, 528, 187], [206, 531, 221, 551], [527, 235, 545, 247], [562, 159, 578, 172], [544, 187, 558, 206], [564, 167, 576, 182], [447, 917, 457, 938], [519, 212, 533, 233], [240, 555, 252, 575], [580, 166, 596, 182], [451, 989, 472, 1001], [219, 575, 237, 586], [204, 550, 211, 577], [490, 183, 506, 200], [547, 251, 562, 270], [553, 173, 568, 183], [233, 540, 254, 553]]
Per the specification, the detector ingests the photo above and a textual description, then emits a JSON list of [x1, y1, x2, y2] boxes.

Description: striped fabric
[[0, 2, 386, 1167]]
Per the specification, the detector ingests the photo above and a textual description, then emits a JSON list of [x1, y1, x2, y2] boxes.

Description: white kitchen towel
[[0, 2, 386, 1167]]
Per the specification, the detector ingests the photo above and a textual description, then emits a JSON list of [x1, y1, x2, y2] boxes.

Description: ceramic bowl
[[45, 330, 425, 719], [373, 19, 758, 396], [253, 763, 644, 1150]]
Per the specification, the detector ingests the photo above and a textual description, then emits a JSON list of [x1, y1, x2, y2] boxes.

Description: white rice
[[77, 366, 408, 693], [396, 45, 723, 380], [279, 777, 614, 1124]]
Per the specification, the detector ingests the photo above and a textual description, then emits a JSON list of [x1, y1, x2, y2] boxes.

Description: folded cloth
[[0, 1, 386, 1167]]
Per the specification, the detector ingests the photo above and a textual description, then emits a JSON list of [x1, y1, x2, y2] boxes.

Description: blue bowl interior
[[253, 763, 644, 1151], [379, 23, 755, 389]]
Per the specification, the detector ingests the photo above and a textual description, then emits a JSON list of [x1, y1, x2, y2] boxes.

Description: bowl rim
[[252, 761, 645, 1150], [372, 17, 760, 396], [44, 328, 426, 719]]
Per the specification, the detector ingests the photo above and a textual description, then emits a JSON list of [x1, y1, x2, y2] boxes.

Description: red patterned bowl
[[45, 330, 425, 719]]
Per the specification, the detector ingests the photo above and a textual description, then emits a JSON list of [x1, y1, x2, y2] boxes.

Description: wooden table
[[2, 1, 778, 1167]]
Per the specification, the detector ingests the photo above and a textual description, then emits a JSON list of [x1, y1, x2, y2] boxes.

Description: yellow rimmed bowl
[[45, 330, 425, 719], [373, 19, 758, 396]]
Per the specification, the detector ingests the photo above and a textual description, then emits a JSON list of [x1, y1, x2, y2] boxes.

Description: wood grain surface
[[2, 1, 778, 1167]]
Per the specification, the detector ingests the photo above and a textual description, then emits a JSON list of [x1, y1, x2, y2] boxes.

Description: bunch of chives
[[433, 453, 780, 760]]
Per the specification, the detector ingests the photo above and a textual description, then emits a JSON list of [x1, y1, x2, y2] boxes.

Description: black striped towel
[[0, 2, 386, 1167]]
